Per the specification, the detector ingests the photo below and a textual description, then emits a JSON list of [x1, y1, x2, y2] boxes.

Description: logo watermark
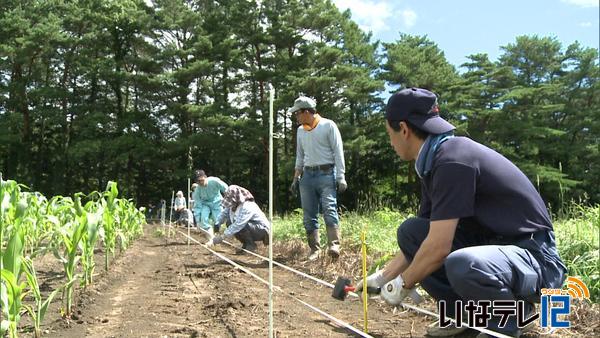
[[540, 276, 590, 328], [438, 276, 589, 330]]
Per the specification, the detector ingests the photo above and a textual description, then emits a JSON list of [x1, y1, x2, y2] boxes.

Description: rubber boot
[[307, 229, 321, 261], [326, 226, 341, 258], [259, 229, 269, 246], [234, 227, 257, 254]]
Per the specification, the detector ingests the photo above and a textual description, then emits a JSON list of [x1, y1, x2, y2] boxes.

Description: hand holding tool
[[332, 277, 380, 301]]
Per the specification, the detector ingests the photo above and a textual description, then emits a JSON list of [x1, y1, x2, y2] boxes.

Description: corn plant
[[18, 192, 53, 259], [78, 195, 102, 287], [1, 176, 146, 335], [22, 257, 65, 338], [114, 198, 144, 251], [0, 228, 27, 338], [101, 181, 119, 271], [1, 179, 27, 257], [53, 217, 86, 316], [30, 194, 57, 257]]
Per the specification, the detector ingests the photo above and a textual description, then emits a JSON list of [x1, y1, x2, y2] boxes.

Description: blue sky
[[333, 0, 599, 69]]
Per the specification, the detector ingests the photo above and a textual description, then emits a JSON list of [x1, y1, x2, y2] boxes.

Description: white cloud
[[333, 0, 418, 33], [579, 21, 593, 27], [561, 0, 599, 8], [400, 9, 417, 28]]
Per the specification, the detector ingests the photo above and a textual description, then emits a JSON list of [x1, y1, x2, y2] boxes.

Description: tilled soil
[[19, 223, 594, 337], [32, 224, 435, 337]]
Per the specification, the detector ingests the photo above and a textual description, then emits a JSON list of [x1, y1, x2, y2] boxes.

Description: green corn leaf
[[39, 286, 62, 324], [52, 247, 67, 265], [1, 191, 11, 216], [0, 269, 28, 321], [22, 303, 35, 324], [45, 215, 60, 227], [1, 279, 9, 315], [2, 229, 24, 280], [15, 197, 28, 220], [22, 258, 40, 300], [74, 193, 85, 216], [87, 212, 101, 240], [0, 320, 8, 336]]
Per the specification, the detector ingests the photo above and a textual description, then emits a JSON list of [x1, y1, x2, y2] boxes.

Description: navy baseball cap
[[385, 88, 455, 134]]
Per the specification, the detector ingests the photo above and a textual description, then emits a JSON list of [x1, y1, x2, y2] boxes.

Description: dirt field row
[[26, 224, 433, 337]]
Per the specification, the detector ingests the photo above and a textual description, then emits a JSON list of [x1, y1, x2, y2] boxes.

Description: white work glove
[[380, 275, 423, 305], [204, 229, 215, 246], [354, 270, 387, 294], [337, 178, 347, 193]]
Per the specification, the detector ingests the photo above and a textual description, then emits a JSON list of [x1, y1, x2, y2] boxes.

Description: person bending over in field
[[208, 185, 270, 254], [355, 88, 566, 338], [192, 169, 228, 242]]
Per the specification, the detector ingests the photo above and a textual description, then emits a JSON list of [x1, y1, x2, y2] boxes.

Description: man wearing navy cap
[[288, 95, 347, 261], [356, 88, 566, 337]]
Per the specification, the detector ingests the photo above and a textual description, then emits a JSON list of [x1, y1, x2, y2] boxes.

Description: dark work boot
[[234, 227, 257, 254], [306, 229, 321, 261], [326, 226, 341, 258], [261, 230, 270, 246]]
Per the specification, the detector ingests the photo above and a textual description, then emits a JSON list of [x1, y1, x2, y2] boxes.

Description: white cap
[[287, 96, 316, 114]]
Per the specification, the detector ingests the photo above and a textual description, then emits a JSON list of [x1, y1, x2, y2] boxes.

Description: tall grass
[[553, 204, 599, 302], [273, 208, 413, 273], [273, 203, 599, 302], [273, 207, 411, 254]]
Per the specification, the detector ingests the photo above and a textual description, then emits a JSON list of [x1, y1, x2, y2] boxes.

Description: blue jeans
[[397, 217, 566, 336], [193, 200, 222, 231], [299, 167, 339, 233]]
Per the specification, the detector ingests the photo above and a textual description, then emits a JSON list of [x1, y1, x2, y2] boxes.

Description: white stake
[[160, 199, 166, 226], [268, 83, 275, 338], [168, 190, 175, 239]]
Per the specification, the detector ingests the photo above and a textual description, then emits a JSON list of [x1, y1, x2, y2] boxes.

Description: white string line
[[222, 237, 335, 288], [175, 228, 373, 338], [184, 226, 514, 338]]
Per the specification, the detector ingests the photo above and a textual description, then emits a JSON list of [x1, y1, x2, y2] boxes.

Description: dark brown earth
[[15, 223, 597, 337]]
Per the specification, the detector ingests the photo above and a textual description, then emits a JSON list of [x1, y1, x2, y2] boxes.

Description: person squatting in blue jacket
[[355, 88, 566, 338]]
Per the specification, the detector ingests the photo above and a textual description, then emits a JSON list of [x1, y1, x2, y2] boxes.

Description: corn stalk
[[1, 176, 146, 335], [101, 182, 119, 271], [1, 179, 26, 259], [22, 257, 65, 338], [0, 228, 27, 338], [53, 217, 86, 316], [79, 196, 101, 287]]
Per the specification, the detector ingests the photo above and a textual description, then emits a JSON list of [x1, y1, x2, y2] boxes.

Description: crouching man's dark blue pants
[[397, 217, 567, 336]]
